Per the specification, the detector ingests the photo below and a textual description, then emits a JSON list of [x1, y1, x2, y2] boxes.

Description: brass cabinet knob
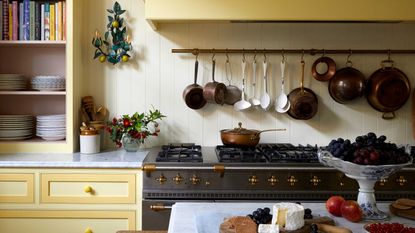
[[338, 173, 345, 186], [156, 174, 167, 184], [172, 173, 183, 184], [249, 175, 259, 185], [287, 175, 298, 186], [83, 186, 94, 194], [190, 174, 200, 185], [267, 175, 278, 186], [378, 178, 388, 186], [396, 176, 407, 186], [310, 175, 321, 186], [84, 227, 93, 233]]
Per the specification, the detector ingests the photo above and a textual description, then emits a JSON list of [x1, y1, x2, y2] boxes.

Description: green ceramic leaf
[[113, 2, 121, 14], [118, 10, 126, 15], [94, 38, 102, 47], [107, 9, 114, 14], [93, 50, 102, 59], [105, 31, 109, 41], [108, 16, 114, 22], [103, 40, 109, 46]]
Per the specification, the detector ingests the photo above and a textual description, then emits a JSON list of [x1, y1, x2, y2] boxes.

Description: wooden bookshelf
[[0, 40, 66, 47], [0, 91, 66, 95]]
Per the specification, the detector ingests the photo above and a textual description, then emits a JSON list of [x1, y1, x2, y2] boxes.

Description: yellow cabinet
[[0, 210, 135, 233], [145, 0, 415, 30], [0, 173, 34, 203], [41, 173, 136, 204]]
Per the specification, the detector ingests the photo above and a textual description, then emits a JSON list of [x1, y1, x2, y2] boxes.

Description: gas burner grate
[[216, 146, 267, 163], [258, 144, 319, 163], [157, 143, 203, 162]]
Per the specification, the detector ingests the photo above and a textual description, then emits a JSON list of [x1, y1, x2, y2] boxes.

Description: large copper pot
[[367, 60, 411, 119], [220, 123, 285, 147], [328, 65, 366, 104]]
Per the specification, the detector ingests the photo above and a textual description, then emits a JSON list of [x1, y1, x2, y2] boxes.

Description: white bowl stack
[[31, 76, 65, 91], [36, 114, 66, 141], [0, 115, 34, 140], [0, 74, 27, 91]]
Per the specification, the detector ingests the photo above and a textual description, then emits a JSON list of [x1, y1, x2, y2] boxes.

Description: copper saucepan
[[183, 59, 207, 110], [203, 59, 227, 105], [367, 60, 411, 119], [220, 122, 286, 147], [288, 60, 319, 120]]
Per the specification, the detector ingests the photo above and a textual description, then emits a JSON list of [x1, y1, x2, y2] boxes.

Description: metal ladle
[[260, 58, 272, 111], [249, 57, 261, 107], [276, 59, 290, 113], [234, 59, 252, 111]]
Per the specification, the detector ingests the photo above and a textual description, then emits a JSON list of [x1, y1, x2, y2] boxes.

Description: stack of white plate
[[36, 114, 66, 141], [0, 74, 27, 91], [0, 115, 34, 140], [31, 76, 65, 91]]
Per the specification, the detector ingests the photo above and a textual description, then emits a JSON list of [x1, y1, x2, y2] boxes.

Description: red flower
[[123, 119, 130, 128], [112, 117, 117, 126]]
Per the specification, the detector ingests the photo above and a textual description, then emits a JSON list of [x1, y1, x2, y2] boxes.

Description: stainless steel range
[[141, 143, 415, 230]]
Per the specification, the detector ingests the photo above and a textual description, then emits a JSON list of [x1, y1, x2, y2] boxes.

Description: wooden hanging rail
[[171, 48, 415, 56]]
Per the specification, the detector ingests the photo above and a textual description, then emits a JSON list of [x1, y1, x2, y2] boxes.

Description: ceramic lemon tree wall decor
[[92, 2, 132, 65]]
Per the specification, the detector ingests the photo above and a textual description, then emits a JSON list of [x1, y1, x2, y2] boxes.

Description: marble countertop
[[168, 202, 414, 233], [0, 149, 148, 168]]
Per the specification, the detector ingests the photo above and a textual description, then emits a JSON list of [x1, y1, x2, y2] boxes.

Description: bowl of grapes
[[318, 132, 413, 220]]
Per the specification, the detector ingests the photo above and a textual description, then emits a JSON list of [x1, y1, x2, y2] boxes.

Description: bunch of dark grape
[[304, 208, 313, 219], [247, 207, 272, 225], [326, 138, 354, 161], [326, 132, 411, 165]]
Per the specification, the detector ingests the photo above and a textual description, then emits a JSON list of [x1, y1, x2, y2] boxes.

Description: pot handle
[[258, 129, 286, 134], [194, 59, 199, 84], [382, 112, 395, 120]]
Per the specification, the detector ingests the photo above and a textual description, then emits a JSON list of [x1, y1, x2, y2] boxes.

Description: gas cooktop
[[147, 143, 319, 165]]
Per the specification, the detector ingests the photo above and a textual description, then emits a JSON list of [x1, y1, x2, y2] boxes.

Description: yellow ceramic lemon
[[112, 20, 119, 28], [99, 55, 106, 63], [122, 55, 129, 62]]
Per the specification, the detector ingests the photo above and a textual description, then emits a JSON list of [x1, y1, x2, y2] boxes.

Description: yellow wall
[[80, 1, 415, 148]]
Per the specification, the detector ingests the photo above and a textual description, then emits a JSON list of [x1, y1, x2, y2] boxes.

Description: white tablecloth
[[168, 202, 414, 233]]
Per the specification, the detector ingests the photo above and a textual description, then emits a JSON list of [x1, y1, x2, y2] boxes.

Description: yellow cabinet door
[[0, 210, 135, 233], [0, 173, 34, 203], [41, 173, 136, 204]]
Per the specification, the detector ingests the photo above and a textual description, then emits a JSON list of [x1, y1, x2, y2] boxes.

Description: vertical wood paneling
[[82, 1, 415, 148]]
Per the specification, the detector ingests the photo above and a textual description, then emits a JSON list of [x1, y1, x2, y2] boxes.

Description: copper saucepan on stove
[[220, 122, 286, 147]]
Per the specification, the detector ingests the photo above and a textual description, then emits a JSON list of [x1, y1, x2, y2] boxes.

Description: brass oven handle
[[150, 204, 173, 211]]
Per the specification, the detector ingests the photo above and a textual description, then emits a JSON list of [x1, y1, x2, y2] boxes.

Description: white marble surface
[[0, 149, 148, 168], [168, 202, 414, 233]]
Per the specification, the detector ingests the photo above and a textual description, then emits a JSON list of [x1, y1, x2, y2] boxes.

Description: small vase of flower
[[106, 108, 165, 152]]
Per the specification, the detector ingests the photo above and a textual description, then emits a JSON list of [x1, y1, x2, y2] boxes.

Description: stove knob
[[310, 176, 321, 186], [396, 175, 407, 186], [156, 174, 167, 184], [378, 178, 388, 186], [248, 175, 259, 185], [338, 173, 345, 186], [190, 174, 201, 185], [287, 175, 298, 186], [172, 173, 183, 184], [267, 175, 278, 186]]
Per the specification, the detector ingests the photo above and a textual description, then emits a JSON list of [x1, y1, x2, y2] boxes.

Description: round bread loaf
[[219, 216, 257, 233]]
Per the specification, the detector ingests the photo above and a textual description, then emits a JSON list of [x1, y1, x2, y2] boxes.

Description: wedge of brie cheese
[[258, 224, 279, 233], [271, 203, 304, 231]]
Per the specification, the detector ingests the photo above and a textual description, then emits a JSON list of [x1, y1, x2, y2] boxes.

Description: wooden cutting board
[[390, 199, 415, 220], [281, 216, 335, 233]]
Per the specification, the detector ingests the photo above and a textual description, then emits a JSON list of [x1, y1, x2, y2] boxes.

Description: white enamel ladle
[[234, 60, 252, 111], [260, 61, 272, 110], [249, 60, 261, 107], [276, 60, 291, 113]]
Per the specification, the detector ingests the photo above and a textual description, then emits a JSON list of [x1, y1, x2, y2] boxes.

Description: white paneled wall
[[83, 0, 415, 148]]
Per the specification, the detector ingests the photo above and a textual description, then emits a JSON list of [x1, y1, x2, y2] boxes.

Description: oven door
[[142, 199, 214, 230]]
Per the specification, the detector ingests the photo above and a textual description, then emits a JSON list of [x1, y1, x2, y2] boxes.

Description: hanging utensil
[[260, 56, 272, 111], [234, 59, 252, 111], [224, 54, 242, 105], [311, 50, 336, 82], [276, 55, 290, 113], [203, 53, 227, 105], [249, 55, 261, 107], [183, 55, 207, 110], [287, 54, 319, 120]]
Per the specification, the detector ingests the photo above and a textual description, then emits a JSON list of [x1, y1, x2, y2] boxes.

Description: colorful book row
[[0, 0, 66, 41]]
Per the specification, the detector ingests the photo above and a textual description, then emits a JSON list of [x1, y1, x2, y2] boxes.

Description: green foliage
[[106, 108, 166, 147], [92, 1, 132, 65]]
